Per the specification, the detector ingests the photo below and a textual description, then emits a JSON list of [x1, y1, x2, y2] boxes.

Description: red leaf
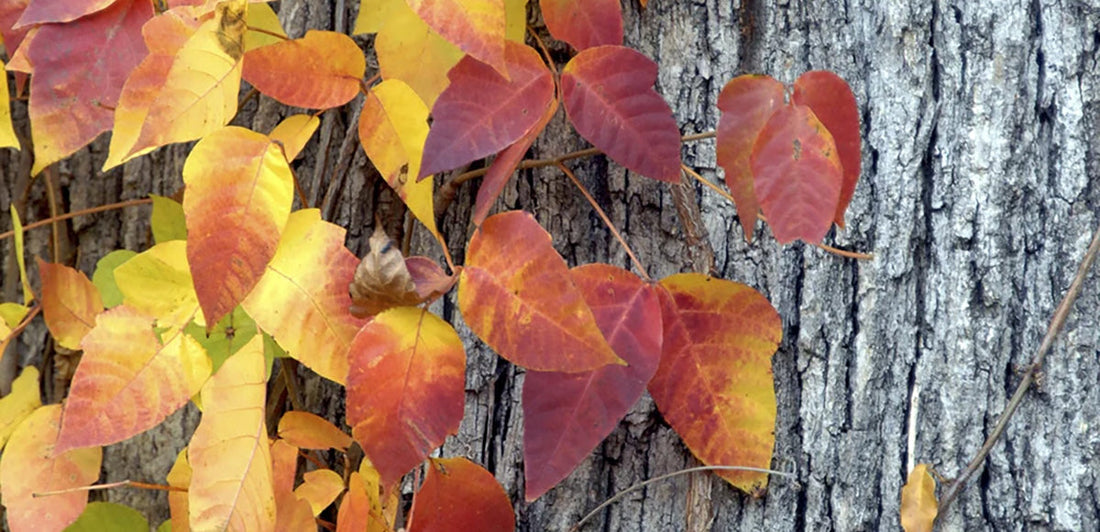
[[561, 45, 681, 182], [750, 104, 843, 244], [472, 98, 558, 227], [405, 256, 457, 301], [458, 211, 623, 372], [407, 457, 514, 532], [523, 263, 661, 501], [15, 0, 114, 26], [242, 30, 365, 109], [716, 75, 785, 241], [419, 41, 554, 178], [539, 0, 622, 51], [792, 71, 861, 226]]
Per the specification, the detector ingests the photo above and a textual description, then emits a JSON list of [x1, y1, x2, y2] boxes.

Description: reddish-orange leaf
[[716, 75, 785, 241], [472, 97, 558, 227], [242, 30, 365, 109], [188, 336, 276, 531], [750, 104, 843, 244], [419, 40, 554, 178], [36, 258, 103, 350], [406, 0, 506, 75], [0, 405, 102, 532], [15, 0, 115, 26], [55, 306, 212, 454], [241, 209, 367, 385], [19, 0, 152, 174], [270, 439, 314, 531], [277, 411, 352, 451], [336, 472, 372, 532], [407, 457, 514, 532], [539, 0, 622, 51], [184, 126, 294, 326], [561, 45, 681, 182], [523, 263, 661, 501], [346, 307, 465, 487], [649, 273, 781, 494], [900, 464, 938, 532], [166, 449, 191, 532], [792, 71, 861, 227], [458, 211, 623, 371]]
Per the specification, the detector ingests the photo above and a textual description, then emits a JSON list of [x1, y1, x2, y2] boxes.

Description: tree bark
[[2, 1, 1099, 530]]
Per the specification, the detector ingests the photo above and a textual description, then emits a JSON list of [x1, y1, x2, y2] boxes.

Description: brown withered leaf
[[349, 223, 421, 318]]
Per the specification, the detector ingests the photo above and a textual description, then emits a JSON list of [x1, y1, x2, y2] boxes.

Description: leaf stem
[[569, 465, 796, 532], [556, 162, 650, 281], [246, 26, 290, 41], [936, 219, 1100, 516], [359, 72, 382, 96], [528, 25, 559, 76], [33, 479, 185, 498], [0, 198, 153, 242]]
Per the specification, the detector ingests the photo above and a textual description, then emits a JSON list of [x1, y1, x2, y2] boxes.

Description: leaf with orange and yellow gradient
[[242, 209, 367, 384], [166, 449, 191, 532], [0, 366, 40, 450], [336, 471, 372, 532], [0, 405, 102, 532], [18, 0, 152, 174], [407, 457, 514, 532], [188, 336, 276, 532], [407, 0, 506, 75], [648, 273, 781, 494], [294, 469, 344, 516], [459, 211, 623, 371], [359, 79, 440, 239], [0, 60, 18, 149], [103, 8, 201, 170], [277, 411, 352, 451], [375, 1, 463, 107], [55, 306, 212, 454], [269, 438, 316, 531], [112, 1, 246, 164], [269, 114, 320, 161], [243, 31, 365, 109], [347, 307, 465, 487], [37, 259, 103, 350], [114, 241, 203, 330], [183, 126, 293, 326]]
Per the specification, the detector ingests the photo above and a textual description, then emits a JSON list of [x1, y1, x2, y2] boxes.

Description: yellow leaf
[[375, 2, 463, 107], [360, 79, 440, 240], [114, 240, 204, 330], [166, 449, 192, 532], [0, 60, 19, 149], [150, 194, 188, 243], [0, 302, 29, 328], [901, 464, 938, 532], [0, 366, 41, 450], [244, 2, 285, 51], [294, 469, 344, 516], [9, 205, 32, 304], [353, 0, 401, 35], [505, 0, 527, 42], [188, 336, 276, 532], [269, 114, 320, 161]]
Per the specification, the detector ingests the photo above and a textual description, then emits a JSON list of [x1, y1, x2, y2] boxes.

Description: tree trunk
[[2, 1, 1099, 530]]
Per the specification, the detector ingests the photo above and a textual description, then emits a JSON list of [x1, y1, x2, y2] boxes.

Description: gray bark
[[2, 1, 1099, 531]]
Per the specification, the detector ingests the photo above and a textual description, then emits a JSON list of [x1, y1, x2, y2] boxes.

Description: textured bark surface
[[2, 1, 1099, 531]]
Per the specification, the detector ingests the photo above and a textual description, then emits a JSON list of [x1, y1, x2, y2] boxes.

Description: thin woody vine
[[3, 1, 1096, 532]]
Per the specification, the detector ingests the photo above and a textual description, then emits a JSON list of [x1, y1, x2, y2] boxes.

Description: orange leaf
[[19, 0, 152, 174], [648, 273, 781, 494], [374, 1, 463, 107], [561, 45, 681, 182], [241, 209, 367, 385], [37, 258, 103, 350], [900, 464, 938, 532], [472, 97, 558, 227], [278, 411, 352, 451], [406, 0, 506, 75], [188, 335, 276, 531], [336, 472, 372, 532], [346, 307, 465, 487], [0, 405, 102, 532], [750, 104, 843, 243], [539, 0, 622, 51], [55, 306, 212, 453], [294, 469, 345, 515], [407, 457, 514, 532], [269, 439, 316, 532], [523, 263, 661, 500], [419, 40, 554, 178], [166, 449, 192, 532], [268, 114, 320, 161], [716, 74, 785, 241], [458, 211, 623, 371], [792, 70, 862, 227], [184, 126, 294, 326], [15, 0, 115, 25], [243, 30, 365, 109]]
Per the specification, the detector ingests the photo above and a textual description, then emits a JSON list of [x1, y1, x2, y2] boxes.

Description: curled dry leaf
[[349, 223, 422, 318]]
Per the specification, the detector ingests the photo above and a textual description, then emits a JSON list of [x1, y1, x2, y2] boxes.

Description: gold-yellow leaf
[[900, 464, 938, 532], [0, 366, 41, 450]]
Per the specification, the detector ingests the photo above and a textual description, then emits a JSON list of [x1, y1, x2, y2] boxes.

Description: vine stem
[[33, 479, 185, 498], [679, 165, 874, 261], [568, 465, 796, 532], [1, 304, 41, 347], [556, 162, 651, 281], [0, 198, 152, 242], [936, 219, 1100, 516]]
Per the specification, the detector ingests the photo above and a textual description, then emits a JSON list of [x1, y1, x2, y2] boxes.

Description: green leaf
[[63, 502, 148, 532], [150, 194, 187, 243], [92, 250, 138, 308], [184, 306, 257, 372], [0, 303, 29, 329]]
